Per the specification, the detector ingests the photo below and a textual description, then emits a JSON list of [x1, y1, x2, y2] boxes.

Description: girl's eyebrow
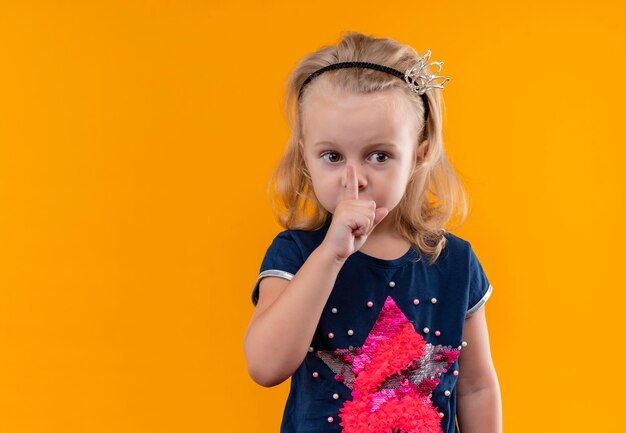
[[312, 141, 398, 150]]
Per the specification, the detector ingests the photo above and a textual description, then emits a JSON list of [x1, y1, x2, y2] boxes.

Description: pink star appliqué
[[317, 296, 460, 433]]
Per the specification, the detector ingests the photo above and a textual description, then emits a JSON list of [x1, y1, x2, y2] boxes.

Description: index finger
[[343, 163, 358, 200]]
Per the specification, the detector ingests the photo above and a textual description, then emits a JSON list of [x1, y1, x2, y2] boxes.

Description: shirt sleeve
[[251, 231, 305, 306], [465, 244, 493, 318]]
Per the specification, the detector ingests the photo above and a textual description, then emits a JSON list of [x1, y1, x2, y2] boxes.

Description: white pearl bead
[[333, 393, 339, 400], [347, 329, 354, 336], [328, 416, 334, 423], [423, 327, 429, 333], [389, 281, 396, 288], [309, 346, 314, 352], [444, 390, 451, 397], [431, 298, 437, 304], [462, 341, 468, 347], [439, 412, 444, 418], [331, 307, 338, 314]]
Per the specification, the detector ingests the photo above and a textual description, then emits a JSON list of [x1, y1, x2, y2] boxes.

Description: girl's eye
[[368, 152, 389, 163], [321, 152, 343, 163], [320, 151, 389, 164]]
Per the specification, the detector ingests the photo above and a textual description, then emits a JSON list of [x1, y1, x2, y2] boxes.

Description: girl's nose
[[341, 164, 367, 191]]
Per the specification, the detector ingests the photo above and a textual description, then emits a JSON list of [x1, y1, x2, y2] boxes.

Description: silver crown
[[404, 50, 450, 95]]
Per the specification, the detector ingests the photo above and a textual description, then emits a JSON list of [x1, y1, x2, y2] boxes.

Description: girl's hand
[[321, 164, 389, 262]]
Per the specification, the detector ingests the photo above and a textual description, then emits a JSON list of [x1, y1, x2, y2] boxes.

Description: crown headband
[[297, 49, 450, 122]]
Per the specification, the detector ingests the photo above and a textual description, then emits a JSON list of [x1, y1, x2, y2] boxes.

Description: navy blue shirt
[[251, 219, 492, 433]]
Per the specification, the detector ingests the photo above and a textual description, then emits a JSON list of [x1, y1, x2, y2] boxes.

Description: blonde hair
[[268, 31, 469, 265]]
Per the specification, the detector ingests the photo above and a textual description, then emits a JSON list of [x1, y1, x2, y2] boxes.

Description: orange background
[[1, 1, 625, 432]]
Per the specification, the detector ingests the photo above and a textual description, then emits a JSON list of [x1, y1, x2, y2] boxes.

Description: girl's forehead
[[301, 87, 418, 145]]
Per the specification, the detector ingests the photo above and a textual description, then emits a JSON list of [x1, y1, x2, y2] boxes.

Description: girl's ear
[[299, 138, 312, 180], [411, 139, 429, 176], [299, 138, 309, 163]]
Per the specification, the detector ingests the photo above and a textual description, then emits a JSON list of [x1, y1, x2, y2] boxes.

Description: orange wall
[[1, 1, 624, 432]]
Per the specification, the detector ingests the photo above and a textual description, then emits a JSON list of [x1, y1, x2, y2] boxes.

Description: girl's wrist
[[316, 241, 348, 269]]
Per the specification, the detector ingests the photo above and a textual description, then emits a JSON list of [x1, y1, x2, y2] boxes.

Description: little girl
[[244, 31, 502, 433]]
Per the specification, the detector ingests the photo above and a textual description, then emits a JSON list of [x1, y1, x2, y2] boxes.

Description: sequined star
[[317, 296, 460, 433]]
